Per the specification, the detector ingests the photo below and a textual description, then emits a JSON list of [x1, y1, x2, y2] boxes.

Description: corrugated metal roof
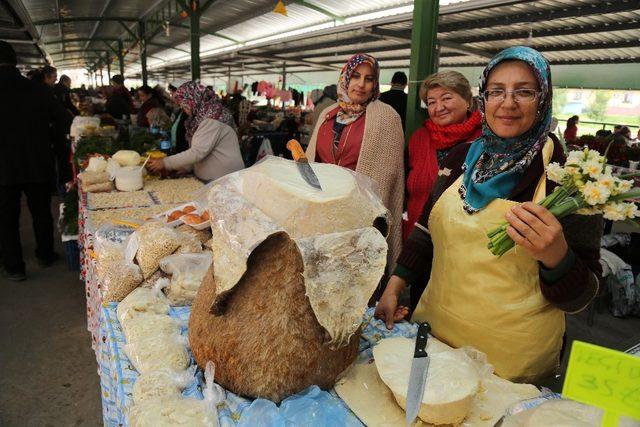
[[2, 0, 638, 88]]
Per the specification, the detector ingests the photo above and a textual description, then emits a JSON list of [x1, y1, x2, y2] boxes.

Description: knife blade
[[286, 139, 322, 190], [406, 322, 432, 426]]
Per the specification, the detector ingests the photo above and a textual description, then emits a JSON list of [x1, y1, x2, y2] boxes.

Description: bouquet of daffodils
[[488, 147, 640, 256]]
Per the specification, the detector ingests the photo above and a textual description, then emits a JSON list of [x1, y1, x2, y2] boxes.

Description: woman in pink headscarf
[[147, 81, 244, 182], [305, 53, 405, 273]]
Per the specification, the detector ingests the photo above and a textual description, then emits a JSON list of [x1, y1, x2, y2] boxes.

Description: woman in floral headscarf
[[147, 81, 244, 182], [306, 53, 405, 273], [375, 47, 602, 384]]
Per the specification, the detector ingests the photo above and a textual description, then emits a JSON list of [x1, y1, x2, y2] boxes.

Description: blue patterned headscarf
[[460, 46, 553, 213]]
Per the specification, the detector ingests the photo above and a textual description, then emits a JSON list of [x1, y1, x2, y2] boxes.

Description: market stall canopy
[[2, 0, 639, 89]]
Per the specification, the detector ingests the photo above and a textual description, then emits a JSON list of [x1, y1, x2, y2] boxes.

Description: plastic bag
[[124, 333, 190, 374], [121, 312, 182, 344], [86, 156, 108, 173], [159, 253, 213, 305], [97, 233, 143, 302], [135, 221, 181, 279], [78, 170, 110, 186], [95, 223, 136, 249], [176, 224, 212, 245], [132, 366, 196, 403], [117, 279, 171, 325], [256, 138, 274, 161], [83, 181, 113, 193], [174, 230, 204, 254], [237, 385, 362, 427], [500, 395, 640, 427]]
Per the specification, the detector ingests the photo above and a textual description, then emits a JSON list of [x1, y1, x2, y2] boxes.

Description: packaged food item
[[117, 280, 171, 325], [159, 253, 213, 305], [128, 361, 224, 427], [86, 156, 108, 173], [83, 181, 113, 193], [135, 222, 181, 278], [78, 170, 110, 186], [124, 333, 190, 374], [96, 233, 143, 302], [121, 312, 182, 344], [176, 224, 212, 245], [174, 231, 203, 254], [132, 367, 195, 403], [113, 150, 142, 167], [115, 166, 144, 192]]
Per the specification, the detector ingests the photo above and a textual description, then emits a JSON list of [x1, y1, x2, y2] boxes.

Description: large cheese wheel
[[189, 234, 359, 402], [373, 337, 480, 425], [241, 158, 388, 238]]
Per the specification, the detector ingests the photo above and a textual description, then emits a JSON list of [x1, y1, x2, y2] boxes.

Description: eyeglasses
[[482, 89, 540, 104]]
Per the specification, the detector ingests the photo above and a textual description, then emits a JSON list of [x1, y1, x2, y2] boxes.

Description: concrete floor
[[0, 196, 102, 427], [0, 197, 638, 426]]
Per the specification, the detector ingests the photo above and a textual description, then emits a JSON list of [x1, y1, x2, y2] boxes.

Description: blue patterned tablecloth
[[97, 305, 418, 426]]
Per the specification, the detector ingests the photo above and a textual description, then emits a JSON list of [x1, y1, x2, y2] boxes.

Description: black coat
[[53, 82, 79, 116], [0, 67, 72, 185], [379, 88, 407, 130]]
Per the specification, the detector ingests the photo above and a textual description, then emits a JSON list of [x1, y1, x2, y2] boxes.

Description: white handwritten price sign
[[563, 340, 640, 426]]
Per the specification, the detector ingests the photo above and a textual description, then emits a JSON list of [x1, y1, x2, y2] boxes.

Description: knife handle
[[414, 322, 431, 358], [287, 139, 308, 163]]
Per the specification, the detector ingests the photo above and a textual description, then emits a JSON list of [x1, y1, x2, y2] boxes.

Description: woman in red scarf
[[404, 71, 482, 241]]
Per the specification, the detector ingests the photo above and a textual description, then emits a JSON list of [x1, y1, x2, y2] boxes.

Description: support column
[[117, 40, 125, 76], [107, 58, 111, 81], [139, 21, 148, 86], [99, 67, 104, 86], [227, 65, 231, 95], [189, 1, 201, 81], [406, 0, 439, 142]]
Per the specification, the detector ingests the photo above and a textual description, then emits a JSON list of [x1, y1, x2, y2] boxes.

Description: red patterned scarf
[[425, 109, 482, 150]]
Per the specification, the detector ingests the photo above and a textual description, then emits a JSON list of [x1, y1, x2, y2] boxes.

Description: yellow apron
[[412, 140, 564, 383]]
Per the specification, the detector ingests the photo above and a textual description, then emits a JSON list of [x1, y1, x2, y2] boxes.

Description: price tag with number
[[562, 340, 640, 426]]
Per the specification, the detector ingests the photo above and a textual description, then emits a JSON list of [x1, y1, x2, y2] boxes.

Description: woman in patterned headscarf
[[147, 81, 244, 182], [376, 47, 602, 383], [306, 53, 405, 275]]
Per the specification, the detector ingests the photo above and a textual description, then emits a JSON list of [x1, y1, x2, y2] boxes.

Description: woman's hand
[[505, 202, 568, 268], [147, 158, 165, 174], [374, 276, 410, 330]]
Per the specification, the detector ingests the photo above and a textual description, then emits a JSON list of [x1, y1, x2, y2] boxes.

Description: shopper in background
[[0, 41, 72, 280], [563, 115, 579, 142], [147, 82, 244, 182], [136, 85, 164, 127], [376, 46, 602, 383], [306, 53, 404, 272], [404, 71, 482, 244], [379, 71, 408, 129], [310, 84, 337, 129], [106, 75, 133, 120], [54, 75, 79, 116], [41, 65, 57, 87]]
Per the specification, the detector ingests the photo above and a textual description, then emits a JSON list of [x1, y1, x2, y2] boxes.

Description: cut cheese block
[[373, 337, 480, 425], [240, 156, 389, 239], [335, 361, 427, 427]]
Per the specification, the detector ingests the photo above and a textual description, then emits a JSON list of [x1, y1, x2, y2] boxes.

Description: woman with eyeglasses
[[375, 47, 602, 384]]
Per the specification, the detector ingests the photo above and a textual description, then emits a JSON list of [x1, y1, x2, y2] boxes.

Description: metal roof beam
[[539, 40, 640, 53], [439, 0, 640, 33], [444, 58, 640, 67], [236, 52, 339, 71], [438, 40, 493, 59], [366, 27, 411, 43], [148, 42, 189, 54], [49, 49, 111, 56], [33, 17, 139, 26], [44, 38, 121, 45], [446, 20, 640, 44], [83, 0, 116, 50], [292, 0, 344, 22], [240, 35, 377, 56], [2, 0, 50, 64]]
